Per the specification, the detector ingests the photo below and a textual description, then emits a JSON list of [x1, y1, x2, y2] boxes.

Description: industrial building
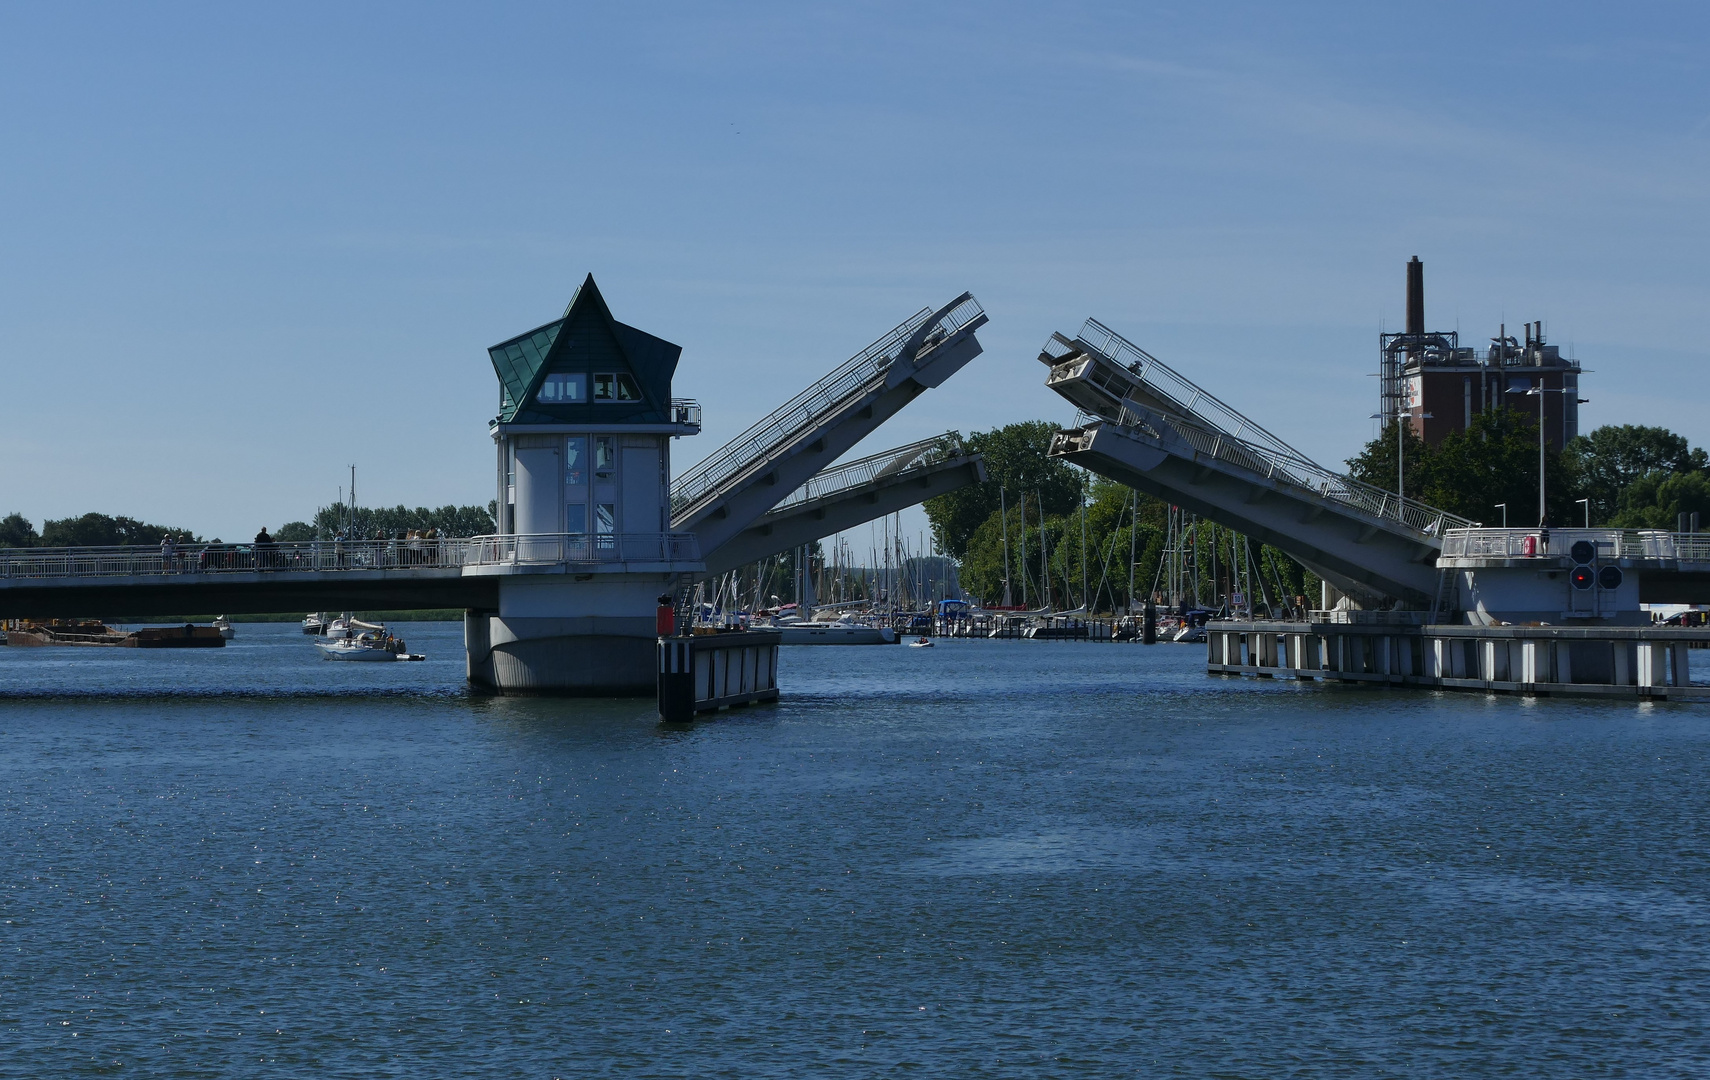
[[1379, 256, 1583, 449]]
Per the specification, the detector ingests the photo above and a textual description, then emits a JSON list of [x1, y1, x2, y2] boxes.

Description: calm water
[[3, 623, 1709, 1076]]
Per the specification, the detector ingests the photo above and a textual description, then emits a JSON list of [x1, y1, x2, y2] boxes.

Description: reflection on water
[[3, 624, 1708, 1074]]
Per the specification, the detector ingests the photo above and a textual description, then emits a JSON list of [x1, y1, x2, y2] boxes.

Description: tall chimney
[[1405, 256, 1424, 335]]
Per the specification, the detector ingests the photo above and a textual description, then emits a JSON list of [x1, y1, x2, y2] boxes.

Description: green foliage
[[309, 503, 495, 539], [955, 476, 1170, 612], [1610, 471, 1710, 529], [1347, 413, 1710, 529], [40, 513, 201, 547], [1344, 423, 1432, 502], [1567, 424, 1709, 523], [275, 521, 317, 542], [0, 512, 40, 548], [1347, 409, 1584, 526], [924, 421, 1085, 559]]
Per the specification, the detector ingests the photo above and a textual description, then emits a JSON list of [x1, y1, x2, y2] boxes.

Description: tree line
[[0, 502, 497, 548], [1346, 415, 1710, 528]]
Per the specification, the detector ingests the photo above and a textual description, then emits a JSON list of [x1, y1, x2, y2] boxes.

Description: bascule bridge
[[0, 278, 990, 694]]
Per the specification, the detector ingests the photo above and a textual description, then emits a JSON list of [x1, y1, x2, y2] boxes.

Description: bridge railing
[[1075, 399, 1477, 536], [0, 538, 476, 580], [1052, 319, 1309, 464], [670, 293, 985, 519], [766, 433, 966, 515], [0, 532, 706, 582], [460, 533, 701, 566], [1440, 527, 1710, 562]]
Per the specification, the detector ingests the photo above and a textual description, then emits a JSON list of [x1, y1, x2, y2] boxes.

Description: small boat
[[909, 637, 934, 648], [315, 622, 422, 661], [301, 613, 326, 635], [213, 615, 235, 640], [775, 616, 897, 645], [315, 633, 422, 661]]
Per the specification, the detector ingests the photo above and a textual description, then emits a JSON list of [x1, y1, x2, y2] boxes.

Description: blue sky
[[2, 2, 1706, 542]]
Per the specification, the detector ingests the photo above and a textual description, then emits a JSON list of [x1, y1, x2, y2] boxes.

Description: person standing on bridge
[[160, 533, 176, 574], [254, 526, 275, 571]]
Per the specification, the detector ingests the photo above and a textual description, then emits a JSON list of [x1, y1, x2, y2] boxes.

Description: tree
[[1345, 409, 1584, 526], [275, 521, 317, 542], [1344, 423, 1433, 502], [40, 513, 200, 547], [924, 421, 1084, 559], [1610, 471, 1710, 529], [308, 503, 495, 539], [0, 512, 39, 548], [1568, 424, 1708, 524]]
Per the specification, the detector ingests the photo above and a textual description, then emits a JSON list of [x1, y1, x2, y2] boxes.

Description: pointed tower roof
[[487, 274, 682, 426]]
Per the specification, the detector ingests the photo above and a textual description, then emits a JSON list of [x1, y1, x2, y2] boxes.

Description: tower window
[[593, 372, 643, 401], [565, 436, 587, 486], [535, 373, 586, 404]]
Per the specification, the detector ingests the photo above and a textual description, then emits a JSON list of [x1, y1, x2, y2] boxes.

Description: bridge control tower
[[466, 275, 705, 693]]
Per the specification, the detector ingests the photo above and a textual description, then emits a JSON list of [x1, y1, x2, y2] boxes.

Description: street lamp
[[1494, 503, 1507, 528], [1371, 408, 1431, 512], [1576, 498, 1590, 528], [1505, 383, 1590, 527]]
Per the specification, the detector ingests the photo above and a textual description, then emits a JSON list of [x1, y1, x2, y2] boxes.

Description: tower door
[[512, 442, 562, 536]]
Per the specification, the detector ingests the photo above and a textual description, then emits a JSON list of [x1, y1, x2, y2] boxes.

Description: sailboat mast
[[1079, 477, 1089, 612], [1037, 488, 1050, 611]]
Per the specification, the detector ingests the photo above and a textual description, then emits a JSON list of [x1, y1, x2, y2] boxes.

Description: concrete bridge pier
[[464, 570, 687, 694]]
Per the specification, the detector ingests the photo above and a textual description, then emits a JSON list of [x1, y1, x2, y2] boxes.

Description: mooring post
[[657, 636, 695, 722]]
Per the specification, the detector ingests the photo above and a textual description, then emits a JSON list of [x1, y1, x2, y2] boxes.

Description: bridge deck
[[672, 293, 987, 563], [0, 534, 699, 619]]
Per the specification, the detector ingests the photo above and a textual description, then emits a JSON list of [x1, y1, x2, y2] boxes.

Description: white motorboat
[[213, 615, 235, 640], [301, 613, 326, 635], [909, 637, 934, 648]]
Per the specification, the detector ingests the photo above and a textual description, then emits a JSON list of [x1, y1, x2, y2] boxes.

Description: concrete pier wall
[[1206, 619, 1710, 701]]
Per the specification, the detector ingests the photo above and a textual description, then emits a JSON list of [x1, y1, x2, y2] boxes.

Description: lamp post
[[1494, 503, 1507, 528], [1576, 498, 1590, 528], [1371, 408, 1431, 514], [1505, 383, 1590, 527]]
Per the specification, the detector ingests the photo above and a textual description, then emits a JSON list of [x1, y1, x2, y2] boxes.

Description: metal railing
[[0, 539, 474, 581], [767, 433, 966, 514], [1052, 319, 1310, 465], [1074, 398, 1476, 536], [670, 399, 703, 427], [461, 532, 701, 566], [670, 293, 985, 518], [0, 532, 704, 583], [1440, 528, 1710, 562]]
